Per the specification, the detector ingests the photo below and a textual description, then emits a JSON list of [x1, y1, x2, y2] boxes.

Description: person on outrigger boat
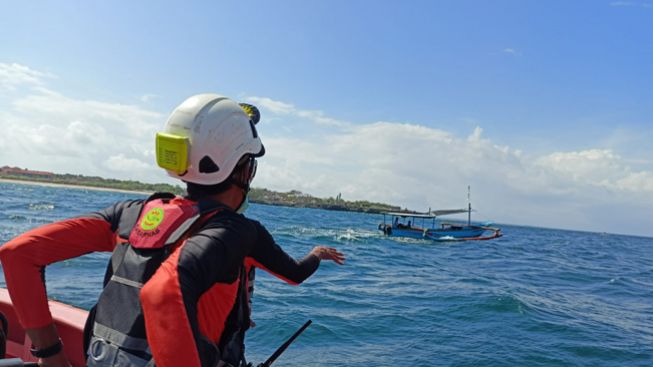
[[0, 93, 345, 367]]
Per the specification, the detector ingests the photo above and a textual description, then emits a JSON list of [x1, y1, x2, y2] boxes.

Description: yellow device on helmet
[[155, 132, 189, 174]]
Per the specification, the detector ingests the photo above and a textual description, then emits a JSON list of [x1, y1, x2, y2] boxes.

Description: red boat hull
[[0, 287, 87, 367]]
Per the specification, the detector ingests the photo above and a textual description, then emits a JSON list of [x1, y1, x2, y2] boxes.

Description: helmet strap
[[232, 179, 250, 195], [228, 155, 256, 211], [229, 165, 252, 200], [231, 179, 250, 212], [230, 156, 255, 192]]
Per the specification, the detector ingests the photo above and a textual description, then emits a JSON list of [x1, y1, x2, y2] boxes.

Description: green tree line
[[1, 172, 401, 214]]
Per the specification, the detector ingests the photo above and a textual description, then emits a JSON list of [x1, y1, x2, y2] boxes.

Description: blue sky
[[1, 1, 652, 236]]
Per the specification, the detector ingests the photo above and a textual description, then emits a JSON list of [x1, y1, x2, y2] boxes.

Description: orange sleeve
[[0, 217, 115, 328], [141, 230, 240, 367], [140, 246, 203, 367]]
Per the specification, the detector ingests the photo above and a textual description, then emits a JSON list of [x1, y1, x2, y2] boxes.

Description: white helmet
[[155, 93, 265, 185]]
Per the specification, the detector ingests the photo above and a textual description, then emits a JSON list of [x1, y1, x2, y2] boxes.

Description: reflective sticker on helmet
[[156, 133, 189, 174], [239, 103, 260, 125], [140, 207, 165, 231]]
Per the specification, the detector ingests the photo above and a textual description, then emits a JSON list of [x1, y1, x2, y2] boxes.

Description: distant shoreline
[[0, 178, 151, 195], [0, 172, 402, 214]]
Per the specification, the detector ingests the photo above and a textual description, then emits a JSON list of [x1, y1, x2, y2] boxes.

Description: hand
[[310, 246, 345, 265]]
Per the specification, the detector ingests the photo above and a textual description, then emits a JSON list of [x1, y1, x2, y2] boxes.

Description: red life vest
[[84, 193, 245, 367]]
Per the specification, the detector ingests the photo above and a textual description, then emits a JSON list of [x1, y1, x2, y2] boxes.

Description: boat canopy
[[383, 209, 469, 218]]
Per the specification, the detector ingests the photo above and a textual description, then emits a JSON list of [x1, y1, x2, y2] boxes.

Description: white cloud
[[1, 63, 651, 236], [140, 94, 159, 103], [536, 149, 622, 184], [247, 96, 349, 127], [0, 62, 167, 184], [467, 126, 483, 142], [0, 63, 54, 91], [104, 154, 152, 172], [502, 48, 522, 56], [535, 149, 653, 192], [253, 96, 653, 236], [246, 96, 295, 115], [616, 171, 653, 191]]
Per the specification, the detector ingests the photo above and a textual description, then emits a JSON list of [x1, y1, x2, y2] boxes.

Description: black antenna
[[258, 320, 312, 367]]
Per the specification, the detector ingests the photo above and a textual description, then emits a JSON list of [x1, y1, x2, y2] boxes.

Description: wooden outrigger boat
[[378, 187, 502, 242], [378, 211, 501, 241]]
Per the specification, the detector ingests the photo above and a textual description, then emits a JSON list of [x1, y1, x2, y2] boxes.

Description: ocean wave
[[2, 183, 653, 366], [28, 202, 55, 211]]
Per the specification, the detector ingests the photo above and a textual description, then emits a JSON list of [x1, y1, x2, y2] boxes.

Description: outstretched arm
[[308, 245, 345, 265], [248, 221, 345, 284]]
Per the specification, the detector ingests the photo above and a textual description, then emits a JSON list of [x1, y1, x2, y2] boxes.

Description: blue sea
[[1, 181, 652, 367]]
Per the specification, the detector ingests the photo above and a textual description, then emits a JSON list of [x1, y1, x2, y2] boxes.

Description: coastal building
[[0, 166, 54, 179]]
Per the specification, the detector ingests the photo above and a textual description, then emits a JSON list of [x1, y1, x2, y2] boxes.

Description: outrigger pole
[[467, 185, 471, 226]]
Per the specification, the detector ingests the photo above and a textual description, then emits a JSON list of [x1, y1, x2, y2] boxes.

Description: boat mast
[[467, 185, 471, 226]]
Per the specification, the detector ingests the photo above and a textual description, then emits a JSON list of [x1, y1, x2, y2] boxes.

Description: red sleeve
[[0, 217, 115, 328]]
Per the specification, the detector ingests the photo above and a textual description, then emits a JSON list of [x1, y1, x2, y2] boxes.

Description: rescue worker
[[0, 93, 345, 367]]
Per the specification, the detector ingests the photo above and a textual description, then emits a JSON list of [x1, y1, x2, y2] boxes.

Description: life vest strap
[[110, 275, 144, 289], [165, 213, 201, 246], [93, 322, 151, 354]]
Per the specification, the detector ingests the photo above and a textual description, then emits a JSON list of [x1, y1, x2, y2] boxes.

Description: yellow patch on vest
[[140, 207, 165, 231]]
